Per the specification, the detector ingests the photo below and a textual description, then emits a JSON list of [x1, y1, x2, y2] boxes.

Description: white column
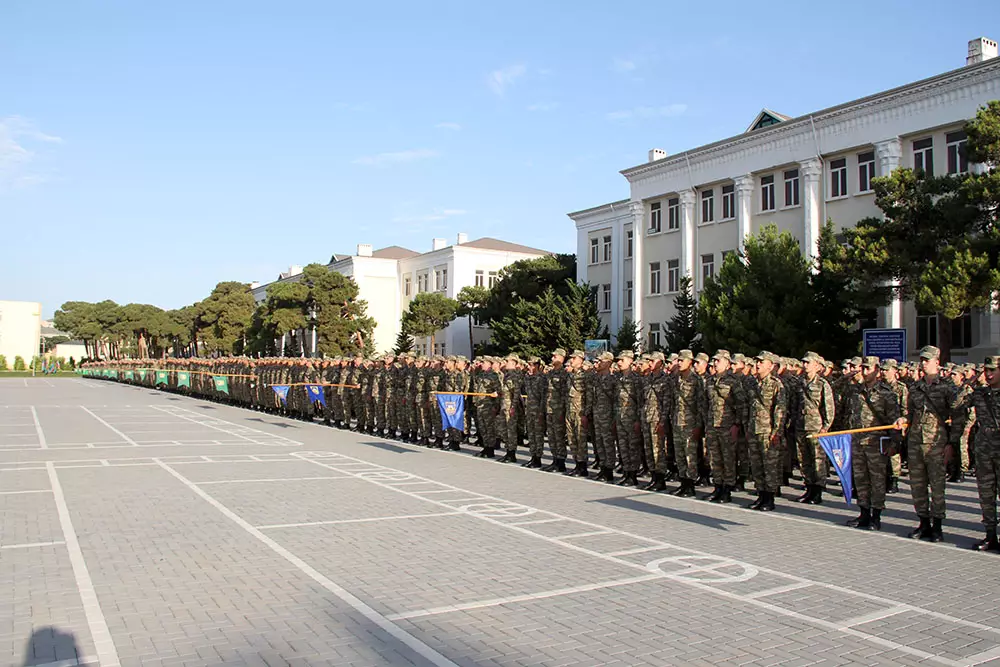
[[801, 158, 823, 266], [629, 201, 645, 348], [875, 138, 903, 328], [678, 189, 696, 279], [734, 175, 754, 256], [609, 221, 622, 336]]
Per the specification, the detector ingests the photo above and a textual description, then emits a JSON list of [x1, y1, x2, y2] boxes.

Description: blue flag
[[436, 393, 465, 432], [272, 385, 290, 405], [818, 433, 853, 506], [306, 384, 326, 407]]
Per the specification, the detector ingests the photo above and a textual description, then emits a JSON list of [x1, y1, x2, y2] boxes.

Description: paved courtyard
[[2, 377, 1000, 667]]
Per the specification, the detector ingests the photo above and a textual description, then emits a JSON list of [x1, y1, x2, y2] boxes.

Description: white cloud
[[435, 122, 462, 131], [488, 64, 526, 96], [392, 208, 467, 223], [352, 148, 439, 167], [526, 102, 558, 112], [0, 116, 61, 189], [612, 57, 637, 73], [606, 104, 688, 121]]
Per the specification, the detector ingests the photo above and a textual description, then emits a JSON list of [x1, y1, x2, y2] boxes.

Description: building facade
[[0, 301, 42, 368], [572, 39, 1000, 362], [252, 235, 549, 357]]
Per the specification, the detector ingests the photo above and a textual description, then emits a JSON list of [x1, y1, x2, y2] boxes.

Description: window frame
[[721, 184, 735, 220], [700, 188, 715, 224], [667, 197, 680, 231], [829, 157, 848, 199], [600, 284, 612, 312], [666, 258, 680, 294], [649, 202, 662, 234], [913, 137, 934, 178], [648, 261, 662, 295], [488, 271, 499, 288], [625, 229, 633, 258], [783, 169, 800, 208], [474, 270, 484, 288], [857, 151, 876, 194], [760, 174, 775, 212], [602, 235, 612, 263], [589, 238, 599, 265], [404, 275, 412, 297], [624, 279, 633, 309], [648, 322, 661, 350], [700, 252, 715, 287], [946, 131, 968, 175], [916, 311, 938, 349]]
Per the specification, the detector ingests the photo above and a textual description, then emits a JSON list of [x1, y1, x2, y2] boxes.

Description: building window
[[649, 202, 662, 234], [951, 311, 973, 349], [721, 184, 735, 220], [624, 280, 633, 309], [417, 272, 428, 293], [700, 188, 715, 224], [701, 253, 715, 287], [434, 342, 446, 355], [404, 275, 412, 297], [589, 238, 599, 265], [488, 271, 498, 288], [667, 259, 680, 293], [601, 284, 611, 312], [667, 197, 680, 231], [783, 169, 800, 207], [649, 262, 662, 295], [858, 151, 876, 193], [434, 267, 448, 292], [648, 323, 661, 350], [721, 249, 735, 262], [830, 158, 848, 197], [913, 137, 933, 178], [760, 175, 775, 211], [602, 235, 612, 263], [625, 229, 633, 258], [947, 131, 968, 175], [474, 270, 484, 287], [917, 311, 938, 349]]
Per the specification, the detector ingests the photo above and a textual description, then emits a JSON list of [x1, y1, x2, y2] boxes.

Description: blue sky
[[3, 1, 998, 317]]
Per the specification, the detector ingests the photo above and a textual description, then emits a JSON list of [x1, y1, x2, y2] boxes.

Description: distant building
[[0, 301, 42, 367], [252, 234, 550, 356], [571, 38, 1000, 361]]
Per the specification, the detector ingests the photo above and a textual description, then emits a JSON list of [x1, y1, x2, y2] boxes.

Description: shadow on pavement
[[21, 626, 86, 666], [359, 440, 415, 454], [245, 418, 298, 428], [592, 495, 746, 531]]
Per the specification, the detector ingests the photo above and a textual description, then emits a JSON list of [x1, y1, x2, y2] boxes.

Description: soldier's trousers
[[673, 428, 699, 480], [908, 437, 948, 519], [548, 409, 568, 459], [643, 418, 668, 474], [890, 452, 902, 478], [566, 410, 587, 463], [736, 428, 750, 480], [750, 433, 783, 493], [593, 417, 615, 468], [501, 407, 520, 451], [482, 400, 499, 447], [615, 417, 641, 472], [409, 399, 422, 437], [431, 399, 444, 440], [853, 436, 888, 510], [974, 442, 1000, 528], [707, 428, 737, 487], [526, 404, 545, 457], [796, 430, 829, 487], [960, 430, 972, 472]]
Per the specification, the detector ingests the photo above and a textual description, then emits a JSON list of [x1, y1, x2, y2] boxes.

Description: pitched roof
[[372, 245, 419, 260], [458, 237, 551, 255], [746, 108, 791, 133]]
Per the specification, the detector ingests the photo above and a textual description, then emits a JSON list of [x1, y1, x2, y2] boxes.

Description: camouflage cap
[[732, 353, 746, 364], [879, 358, 898, 371], [801, 351, 823, 364], [527, 356, 541, 364], [569, 350, 586, 360], [695, 352, 710, 363], [597, 351, 614, 362], [616, 349, 634, 360], [985, 356, 1000, 370], [919, 345, 940, 360], [840, 359, 851, 369], [667, 353, 679, 362], [861, 355, 880, 368], [552, 348, 567, 358], [648, 351, 665, 362], [505, 354, 520, 363], [677, 349, 694, 361], [456, 355, 468, 363], [849, 356, 863, 366], [755, 351, 779, 363], [711, 350, 731, 362]]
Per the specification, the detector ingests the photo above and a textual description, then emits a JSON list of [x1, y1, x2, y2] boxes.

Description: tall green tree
[[259, 281, 308, 356], [198, 282, 257, 356], [301, 264, 375, 356], [392, 330, 414, 355], [489, 280, 604, 357], [479, 254, 576, 326], [456, 285, 491, 359], [401, 292, 459, 351], [614, 317, 640, 354], [664, 275, 701, 353], [845, 101, 1000, 359]]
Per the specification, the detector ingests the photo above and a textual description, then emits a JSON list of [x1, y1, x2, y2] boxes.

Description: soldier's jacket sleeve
[[770, 378, 787, 439], [820, 379, 836, 430]]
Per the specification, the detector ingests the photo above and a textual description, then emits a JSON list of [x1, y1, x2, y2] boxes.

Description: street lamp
[[308, 304, 317, 358]]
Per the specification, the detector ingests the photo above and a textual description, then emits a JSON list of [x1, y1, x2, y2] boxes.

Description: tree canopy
[[401, 292, 459, 349]]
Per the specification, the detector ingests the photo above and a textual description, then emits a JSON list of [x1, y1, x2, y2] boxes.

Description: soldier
[[479, 358, 503, 458], [905, 345, 963, 542], [497, 355, 523, 464], [732, 353, 753, 491], [949, 365, 974, 482], [522, 357, 547, 465], [565, 350, 589, 476], [544, 349, 570, 471], [793, 352, 836, 505], [669, 350, 705, 496], [592, 351, 617, 483], [844, 356, 902, 531], [746, 351, 787, 511], [703, 350, 743, 503], [640, 352, 670, 492], [613, 350, 642, 487], [880, 359, 909, 493], [954, 356, 1000, 552]]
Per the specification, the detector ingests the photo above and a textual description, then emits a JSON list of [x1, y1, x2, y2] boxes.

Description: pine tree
[[392, 330, 414, 355], [665, 275, 702, 353], [614, 317, 640, 354]]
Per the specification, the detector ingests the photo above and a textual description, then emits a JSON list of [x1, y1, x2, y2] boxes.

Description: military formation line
[[81, 345, 1000, 552]]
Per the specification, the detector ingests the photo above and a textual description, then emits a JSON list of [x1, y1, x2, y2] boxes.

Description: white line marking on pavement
[[80, 406, 139, 446], [30, 406, 48, 448], [606, 545, 674, 557], [155, 459, 461, 667], [196, 476, 350, 485], [256, 511, 463, 530], [0, 540, 65, 550], [46, 463, 121, 667], [29, 657, 99, 667], [963, 645, 1000, 667], [554, 530, 613, 540], [838, 605, 910, 629], [0, 489, 53, 495], [387, 574, 667, 621], [507, 518, 563, 526], [741, 581, 814, 599]]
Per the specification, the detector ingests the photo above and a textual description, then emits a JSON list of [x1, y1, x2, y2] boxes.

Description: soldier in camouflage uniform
[[523, 357, 547, 463], [949, 366, 974, 482], [670, 349, 705, 497], [954, 356, 1000, 552], [566, 351, 589, 476], [613, 350, 642, 486], [543, 349, 569, 471], [498, 355, 523, 463], [880, 359, 909, 493], [746, 351, 787, 512], [905, 345, 963, 542], [640, 352, 670, 491], [478, 358, 503, 458], [732, 353, 753, 491], [702, 350, 743, 503], [793, 352, 836, 505], [592, 352, 618, 482]]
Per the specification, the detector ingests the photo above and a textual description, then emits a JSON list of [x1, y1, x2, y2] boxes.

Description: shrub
[[13, 356, 26, 371]]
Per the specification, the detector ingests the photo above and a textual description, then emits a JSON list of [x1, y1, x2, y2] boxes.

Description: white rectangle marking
[[30, 406, 48, 448], [197, 476, 350, 485], [257, 511, 463, 530], [0, 540, 65, 550], [80, 407, 139, 446]]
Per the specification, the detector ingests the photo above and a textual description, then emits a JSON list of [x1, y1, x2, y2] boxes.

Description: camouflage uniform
[[954, 360, 1000, 547], [846, 373, 901, 515], [671, 367, 706, 483], [592, 356, 617, 479], [500, 363, 523, 453], [642, 366, 670, 476], [704, 361, 744, 489], [883, 374, 909, 484], [545, 364, 570, 460], [614, 362, 641, 476], [566, 364, 588, 466], [746, 355, 787, 497], [794, 369, 836, 492]]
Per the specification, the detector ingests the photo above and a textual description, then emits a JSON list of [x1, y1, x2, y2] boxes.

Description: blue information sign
[[862, 328, 907, 362]]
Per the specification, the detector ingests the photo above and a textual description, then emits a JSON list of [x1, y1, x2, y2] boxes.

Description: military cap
[[732, 353, 746, 363], [569, 350, 586, 360], [505, 354, 521, 363], [823, 360, 834, 369], [840, 359, 851, 369], [695, 352, 710, 363], [552, 348, 567, 358], [918, 345, 941, 360], [527, 356, 541, 364], [879, 358, 898, 371], [859, 356, 878, 368], [677, 349, 694, 361], [456, 355, 468, 363], [616, 350, 635, 361], [597, 351, 614, 362], [847, 356, 861, 367], [984, 356, 1000, 370], [667, 353, 679, 362], [801, 351, 823, 364], [712, 350, 731, 362], [648, 351, 665, 362], [755, 351, 779, 363]]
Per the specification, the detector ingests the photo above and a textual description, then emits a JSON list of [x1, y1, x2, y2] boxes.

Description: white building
[[252, 234, 549, 356], [0, 301, 42, 369], [572, 38, 1000, 362]]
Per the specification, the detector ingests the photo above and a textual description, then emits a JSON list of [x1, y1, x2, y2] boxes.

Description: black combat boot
[[795, 485, 814, 503], [567, 461, 588, 477], [542, 458, 566, 473], [476, 447, 495, 459], [908, 516, 931, 539], [756, 491, 776, 512], [664, 468, 677, 482], [734, 477, 746, 492], [447, 442, 461, 451], [637, 464, 649, 477], [497, 450, 517, 464], [673, 478, 696, 497], [847, 507, 871, 529], [928, 518, 944, 543], [644, 472, 666, 492], [718, 486, 733, 504], [521, 454, 542, 468], [747, 493, 764, 510], [600, 466, 616, 483], [616, 472, 638, 487], [870, 508, 882, 531], [887, 477, 899, 494], [705, 485, 724, 502], [972, 528, 1000, 552], [807, 487, 824, 505]]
